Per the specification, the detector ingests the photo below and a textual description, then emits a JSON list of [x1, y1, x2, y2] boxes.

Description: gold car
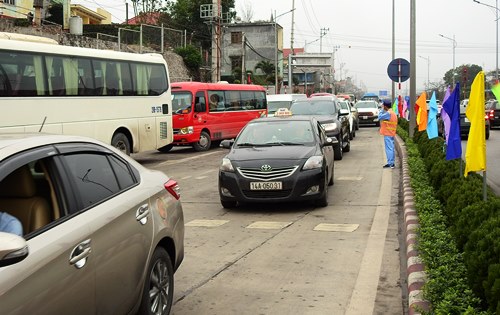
[[0, 133, 184, 315]]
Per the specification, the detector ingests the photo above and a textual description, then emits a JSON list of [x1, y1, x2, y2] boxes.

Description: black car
[[218, 115, 336, 208], [459, 103, 490, 139], [486, 99, 500, 128], [289, 96, 350, 160]]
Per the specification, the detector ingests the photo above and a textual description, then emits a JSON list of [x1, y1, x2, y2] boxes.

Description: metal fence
[[118, 24, 185, 54]]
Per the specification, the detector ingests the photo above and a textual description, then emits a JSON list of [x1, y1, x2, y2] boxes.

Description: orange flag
[[416, 92, 428, 131]]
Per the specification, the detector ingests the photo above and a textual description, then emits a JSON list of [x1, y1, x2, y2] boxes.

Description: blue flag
[[442, 83, 462, 160], [427, 92, 438, 139]]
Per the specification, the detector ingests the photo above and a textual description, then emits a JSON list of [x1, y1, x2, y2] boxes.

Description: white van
[[267, 94, 307, 116]]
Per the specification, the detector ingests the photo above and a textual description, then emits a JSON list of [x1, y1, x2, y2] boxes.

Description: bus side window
[[255, 91, 266, 109], [195, 92, 206, 112]]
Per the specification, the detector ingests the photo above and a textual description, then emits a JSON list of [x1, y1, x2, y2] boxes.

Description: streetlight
[[473, 0, 499, 81], [418, 55, 430, 92], [274, 8, 295, 94], [439, 34, 457, 86]]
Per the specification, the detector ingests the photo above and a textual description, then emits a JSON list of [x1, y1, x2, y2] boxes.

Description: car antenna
[[39, 116, 47, 132]]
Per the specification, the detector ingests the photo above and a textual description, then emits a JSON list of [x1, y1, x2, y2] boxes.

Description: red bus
[[160, 82, 267, 152]]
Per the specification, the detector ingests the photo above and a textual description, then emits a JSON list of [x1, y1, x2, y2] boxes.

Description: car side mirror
[[0, 232, 28, 267], [220, 139, 234, 149], [325, 137, 338, 146]]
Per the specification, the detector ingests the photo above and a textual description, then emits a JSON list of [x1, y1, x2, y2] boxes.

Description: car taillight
[[165, 179, 180, 200], [489, 109, 494, 119]]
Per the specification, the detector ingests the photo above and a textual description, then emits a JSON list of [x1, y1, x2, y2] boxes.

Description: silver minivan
[[0, 133, 184, 315]]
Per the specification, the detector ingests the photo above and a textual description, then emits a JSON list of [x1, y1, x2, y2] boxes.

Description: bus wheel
[[193, 131, 211, 152], [158, 144, 173, 153], [112, 133, 131, 155]]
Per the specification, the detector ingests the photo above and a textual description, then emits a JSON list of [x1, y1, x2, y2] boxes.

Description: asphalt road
[[133, 127, 406, 315], [460, 127, 500, 194]]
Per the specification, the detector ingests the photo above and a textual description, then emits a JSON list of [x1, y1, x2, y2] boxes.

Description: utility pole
[[288, 0, 295, 94], [210, 0, 221, 83], [409, 0, 416, 137], [391, 0, 395, 103], [241, 33, 246, 84], [319, 28, 329, 53]]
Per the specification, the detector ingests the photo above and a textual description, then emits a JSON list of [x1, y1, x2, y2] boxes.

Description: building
[[221, 21, 283, 91], [283, 51, 334, 95]]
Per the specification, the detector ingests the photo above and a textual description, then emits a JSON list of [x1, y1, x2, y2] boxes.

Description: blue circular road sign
[[387, 58, 410, 82]]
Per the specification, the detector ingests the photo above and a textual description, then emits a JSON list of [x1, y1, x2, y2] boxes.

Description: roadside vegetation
[[398, 119, 499, 315]]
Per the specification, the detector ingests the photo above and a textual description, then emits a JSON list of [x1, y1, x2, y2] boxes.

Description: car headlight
[[220, 158, 234, 172], [303, 156, 323, 170], [322, 122, 338, 132], [180, 126, 194, 135]]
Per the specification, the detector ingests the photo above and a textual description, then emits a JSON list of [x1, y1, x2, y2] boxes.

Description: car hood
[[227, 145, 317, 163]]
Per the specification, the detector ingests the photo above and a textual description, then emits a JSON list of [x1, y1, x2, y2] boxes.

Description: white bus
[[0, 34, 172, 155]]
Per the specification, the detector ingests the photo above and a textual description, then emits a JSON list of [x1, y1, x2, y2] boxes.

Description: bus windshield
[[172, 92, 193, 114]]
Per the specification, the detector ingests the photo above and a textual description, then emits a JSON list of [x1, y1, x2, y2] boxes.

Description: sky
[[74, 0, 500, 94]]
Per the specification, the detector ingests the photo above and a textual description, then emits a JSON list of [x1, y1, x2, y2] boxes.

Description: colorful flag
[[416, 92, 427, 131], [392, 97, 399, 116], [464, 71, 486, 177], [426, 92, 438, 139], [441, 87, 451, 144], [442, 83, 461, 160], [404, 96, 410, 120], [398, 95, 404, 118], [491, 82, 500, 102]]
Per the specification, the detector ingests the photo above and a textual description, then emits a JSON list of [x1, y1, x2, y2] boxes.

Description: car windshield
[[340, 101, 349, 110], [486, 101, 498, 110], [267, 101, 292, 114], [172, 92, 193, 114], [356, 101, 378, 109], [236, 120, 315, 146], [290, 100, 336, 115]]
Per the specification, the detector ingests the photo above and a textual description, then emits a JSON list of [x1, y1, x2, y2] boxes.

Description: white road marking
[[245, 221, 293, 230], [158, 150, 222, 166], [345, 157, 392, 315], [313, 223, 359, 232], [185, 219, 229, 227], [337, 176, 363, 181], [195, 176, 208, 180], [181, 176, 192, 180]]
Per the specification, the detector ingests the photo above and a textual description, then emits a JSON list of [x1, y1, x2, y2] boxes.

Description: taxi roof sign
[[274, 108, 293, 117]]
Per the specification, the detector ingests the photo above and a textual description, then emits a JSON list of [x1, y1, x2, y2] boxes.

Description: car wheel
[[221, 199, 237, 208], [328, 167, 334, 186], [355, 121, 359, 130], [352, 129, 356, 138], [334, 135, 343, 160], [111, 132, 131, 155], [139, 248, 173, 315], [315, 174, 329, 207], [193, 131, 211, 152], [343, 136, 351, 153], [157, 144, 173, 153]]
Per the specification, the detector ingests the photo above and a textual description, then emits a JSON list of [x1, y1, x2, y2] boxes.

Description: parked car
[[486, 99, 500, 128], [219, 113, 335, 208], [267, 94, 307, 116], [0, 133, 184, 315], [339, 100, 356, 139], [459, 101, 490, 140], [290, 96, 350, 160], [355, 100, 381, 126]]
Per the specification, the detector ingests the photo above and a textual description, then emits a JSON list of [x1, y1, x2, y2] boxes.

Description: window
[[230, 56, 242, 72], [224, 90, 241, 111], [208, 91, 225, 112], [4, 0, 15, 5], [231, 32, 242, 44], [109, 155, 136, 189], [63, 153, 120, 210]]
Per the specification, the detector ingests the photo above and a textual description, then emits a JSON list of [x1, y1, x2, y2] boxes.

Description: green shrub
[[464, 216, 500, 313]]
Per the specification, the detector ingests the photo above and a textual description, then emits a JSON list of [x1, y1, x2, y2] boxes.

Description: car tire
[[138, 247, 174, 315], [355, 121, 359, 130], [315, 174, 329, 207], [157, 144, 173, 153], [486, 129, 490, 140], [111, 132, 131, 155], [334, 135, 343, 160], [352, 129, 356, 138], [343, 136, 351, 153], [221, 199, 237, 208], [328, 167, 334, 186], [193, 131, 211, 152]]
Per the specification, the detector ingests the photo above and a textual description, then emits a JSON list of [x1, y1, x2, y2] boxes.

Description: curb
[[395, 136, 430, 315]]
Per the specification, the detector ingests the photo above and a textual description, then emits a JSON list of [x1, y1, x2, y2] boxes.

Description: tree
[[254, 60, 275, 85], [44, 1, 63, 25], [130, 0, 165, 18], [174, 45, 203, 80], [443, 64, 482, 100], [238, 0, 254, 22], [164, 0, 236, 50]]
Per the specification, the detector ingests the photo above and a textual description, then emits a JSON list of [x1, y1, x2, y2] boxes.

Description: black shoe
[[383, 164, 390, 168], [390, 164, 395, 169]]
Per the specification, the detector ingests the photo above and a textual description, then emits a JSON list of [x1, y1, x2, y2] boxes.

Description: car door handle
[[69, 239, 91, 269], [136, 203, 150, 225]]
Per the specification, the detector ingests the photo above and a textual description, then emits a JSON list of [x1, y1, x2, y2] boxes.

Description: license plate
[[362, 116, 368, 119], [250, 181, 282, 190]]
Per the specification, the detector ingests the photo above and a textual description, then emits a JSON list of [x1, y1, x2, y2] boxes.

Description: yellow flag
[[416, 92, 427, 131], [464, 71, 486, 177]]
